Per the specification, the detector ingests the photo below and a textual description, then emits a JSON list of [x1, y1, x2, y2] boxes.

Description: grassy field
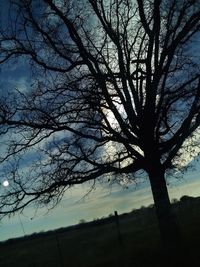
[[1, 196, 200, 267]]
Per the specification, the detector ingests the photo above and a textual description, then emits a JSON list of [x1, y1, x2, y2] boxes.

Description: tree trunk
[[148, 166, 180, 247]]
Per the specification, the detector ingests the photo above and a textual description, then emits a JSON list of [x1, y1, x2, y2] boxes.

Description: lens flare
[[2, 180, 9, 187]]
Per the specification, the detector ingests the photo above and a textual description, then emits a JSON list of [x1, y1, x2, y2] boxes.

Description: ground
[[0, 196, 200, 267]]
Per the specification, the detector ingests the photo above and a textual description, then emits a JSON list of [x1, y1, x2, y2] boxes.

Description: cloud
[[15, 77, 29, 92], [173, 127, 200, 168]]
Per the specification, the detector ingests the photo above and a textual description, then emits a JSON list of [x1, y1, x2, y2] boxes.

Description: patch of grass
[[1, 196, 200, 267]]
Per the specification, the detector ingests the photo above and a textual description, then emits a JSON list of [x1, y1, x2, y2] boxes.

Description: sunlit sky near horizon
[[1, 164, 200, 242], [1, 0, 200, 243]]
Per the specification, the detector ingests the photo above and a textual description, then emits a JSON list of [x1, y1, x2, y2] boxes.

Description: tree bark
[[148, 166, 180, 247]]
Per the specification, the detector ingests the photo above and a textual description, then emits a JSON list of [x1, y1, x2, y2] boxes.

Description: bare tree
[[0, 0, 200, 245]]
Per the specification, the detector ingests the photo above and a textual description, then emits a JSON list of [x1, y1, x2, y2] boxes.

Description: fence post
[[114, 211, 123, 246]]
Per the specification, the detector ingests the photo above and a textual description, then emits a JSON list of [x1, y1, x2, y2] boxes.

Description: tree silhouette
[[1, 0, 200, 245]]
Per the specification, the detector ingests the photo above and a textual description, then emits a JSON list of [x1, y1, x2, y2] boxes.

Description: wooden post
[[114, 211, 122, 246]]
